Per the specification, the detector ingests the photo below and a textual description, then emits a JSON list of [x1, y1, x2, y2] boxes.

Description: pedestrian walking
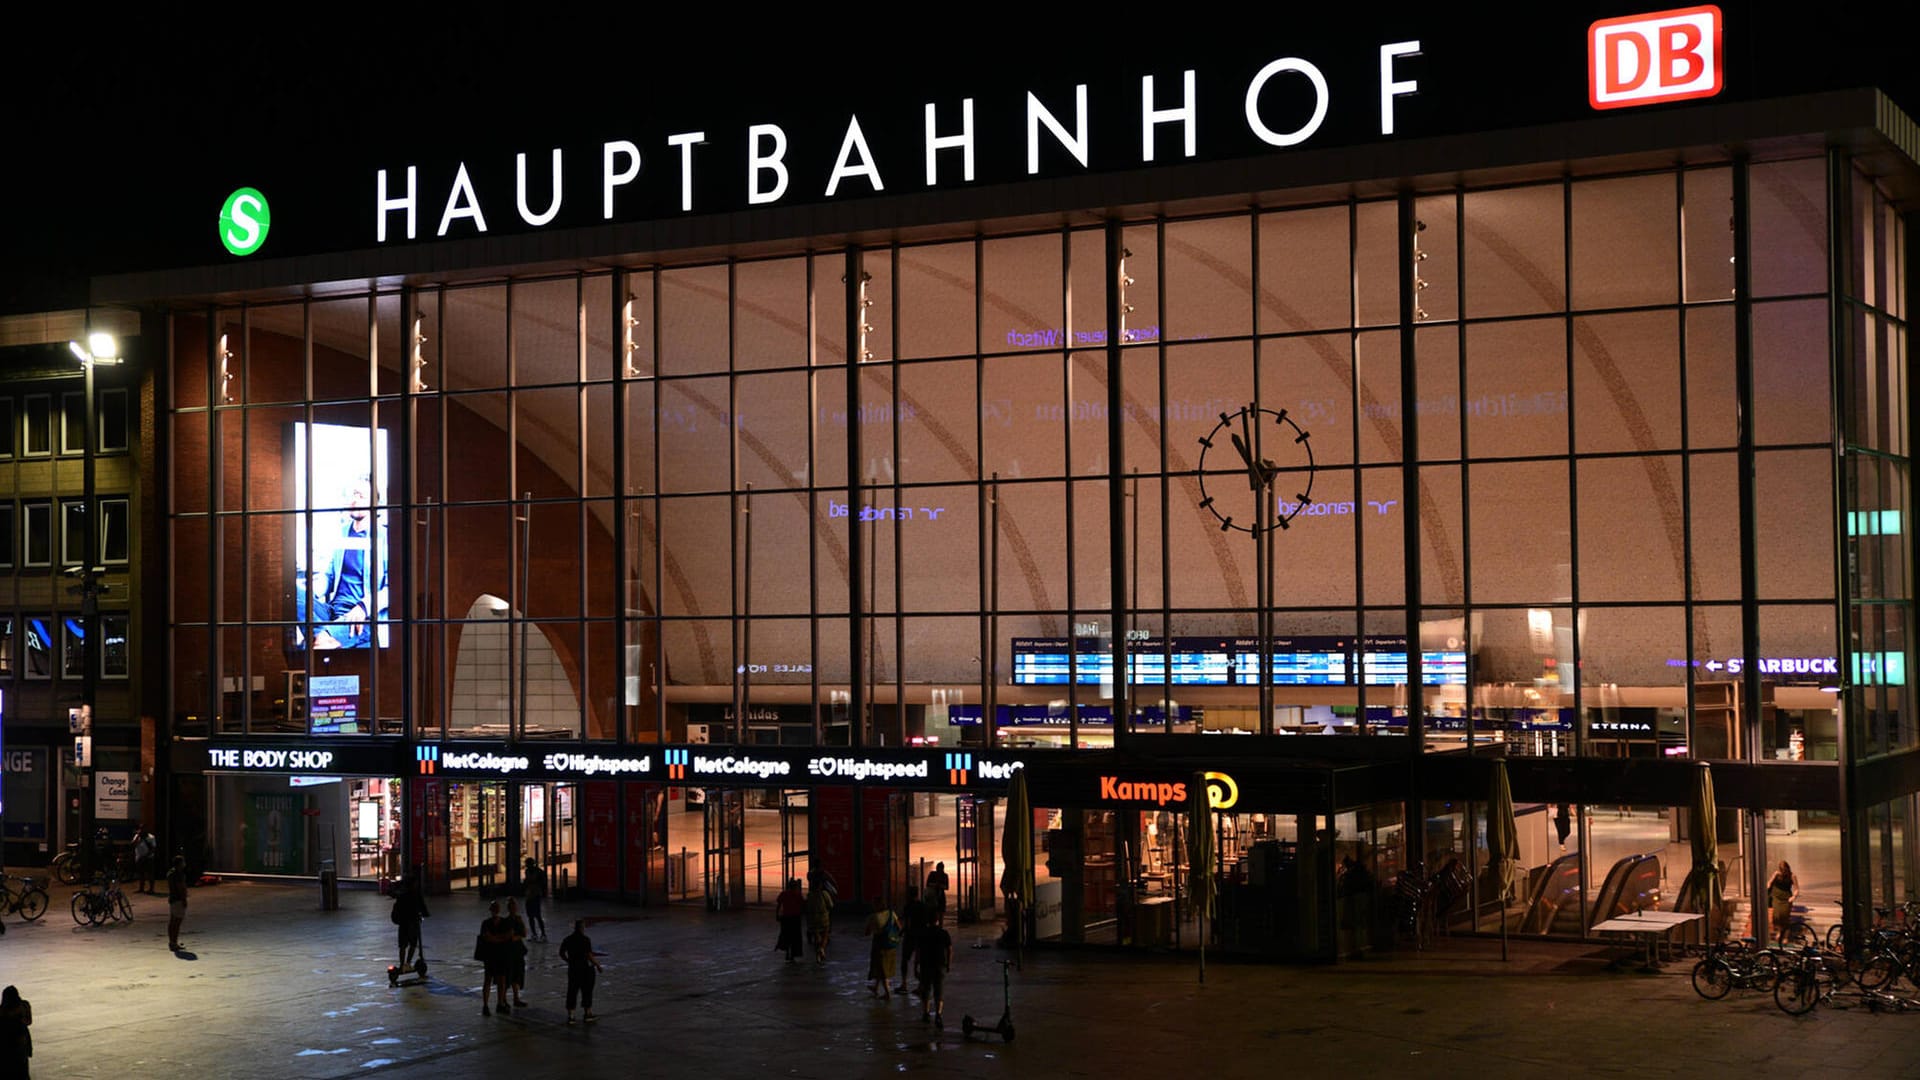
[[774, 878, 805, 963], [864, 903, 903, 999], [165, 855, 189, 952], [897, 886, 928, 993], [559, 919, 602, 1024], [506, 898, 531, 1007], [0, 986, 30, 1080], [476, 901, 516, 1015], [391, 875, 430, 971], [805, 878, 834, 964], [916, 909, 953, 1028], [924, 862, 950, 923], [522, 858, 548, 942], [132, 826, 158, 894]]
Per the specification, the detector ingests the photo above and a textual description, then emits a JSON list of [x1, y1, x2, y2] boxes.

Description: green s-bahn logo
[[219, 187, 271, 256]]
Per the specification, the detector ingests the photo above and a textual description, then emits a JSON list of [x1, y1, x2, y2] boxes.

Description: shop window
[[23, 615, 53, 679], [23, 395, 51, 457], [60, 500, 88, 567], [0, 398, 12, 458], [60, 392, 86, 454], [0, 617, 12, 675], [0, 503, 13, 569], [102, 613, 128, 679], [61, 616, 86, 679], [24, 503, 51, 567], [98, 388, 129, 453], [100, 498, 129, 564]]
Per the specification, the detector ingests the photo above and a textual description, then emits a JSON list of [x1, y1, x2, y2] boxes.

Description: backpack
[[881, 912, 902, 949]]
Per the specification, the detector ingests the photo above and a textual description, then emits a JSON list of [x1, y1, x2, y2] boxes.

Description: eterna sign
[[371, 43, 1424, 243]]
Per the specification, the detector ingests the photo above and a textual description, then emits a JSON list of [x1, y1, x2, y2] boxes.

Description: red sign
[[582, 781, 618, 892], [812, 786, 855, 899], [1589, 6, 1723, 111]]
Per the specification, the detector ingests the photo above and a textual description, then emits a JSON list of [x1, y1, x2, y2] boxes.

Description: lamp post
[[68, 332, 120, 872]]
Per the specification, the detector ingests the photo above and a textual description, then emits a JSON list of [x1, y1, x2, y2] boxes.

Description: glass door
[[520, 783, 578, 894], [703, 789, 745, 910], [780, 788, 809, 895]]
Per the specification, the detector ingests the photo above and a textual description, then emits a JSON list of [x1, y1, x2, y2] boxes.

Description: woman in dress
[[1767, 860, 1800, 944]]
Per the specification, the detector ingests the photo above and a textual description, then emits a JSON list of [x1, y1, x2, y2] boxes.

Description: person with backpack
[[390, 875, 430, 972], [864, 902, 903, 1000]]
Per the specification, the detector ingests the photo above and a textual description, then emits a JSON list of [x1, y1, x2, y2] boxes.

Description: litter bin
[[320, 860, 340, 911]]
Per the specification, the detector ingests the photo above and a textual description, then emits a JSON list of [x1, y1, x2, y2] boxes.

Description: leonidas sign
[[1589, 6, 1723, 110]]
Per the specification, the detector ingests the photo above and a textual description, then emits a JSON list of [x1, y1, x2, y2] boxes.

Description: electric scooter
[[388, 938, 430, 987], [960, 959, 1015, 1042]]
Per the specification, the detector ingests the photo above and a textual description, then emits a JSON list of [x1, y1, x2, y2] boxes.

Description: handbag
[[474, 933, 489, 962]]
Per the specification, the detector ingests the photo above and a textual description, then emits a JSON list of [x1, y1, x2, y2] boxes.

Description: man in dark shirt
[[916, 909, 954, 1027], [166, 856, 189, 952], [558, 920, 603, 1024], [897, 886, 929, 994], [392, 876, 430, 970]]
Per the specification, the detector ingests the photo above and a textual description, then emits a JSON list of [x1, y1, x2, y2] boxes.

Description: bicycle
[[1, 874, 51, 922], [70, 876, 132, 927], [1774, 945, 1844, 1016], [1691, 937, 1781, 1000]]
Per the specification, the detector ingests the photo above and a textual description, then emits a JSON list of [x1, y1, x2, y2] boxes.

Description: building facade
[[81, 15, 1920, 959]]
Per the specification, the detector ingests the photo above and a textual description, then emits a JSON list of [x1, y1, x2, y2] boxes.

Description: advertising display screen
[[1011, 636, 1419, 686], [291, 423, 391, 649]]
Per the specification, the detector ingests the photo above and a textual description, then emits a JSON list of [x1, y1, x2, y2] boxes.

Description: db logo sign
[[1589, 6, 1723, 111]]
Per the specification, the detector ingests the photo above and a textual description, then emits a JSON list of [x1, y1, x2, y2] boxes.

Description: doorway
[[702, 789, 746, 910], [448, 780, 509, 891], [520, 782, 578, 895]]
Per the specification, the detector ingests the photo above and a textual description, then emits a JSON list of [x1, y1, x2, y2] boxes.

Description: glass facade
[[162, 153, 1912, 948]]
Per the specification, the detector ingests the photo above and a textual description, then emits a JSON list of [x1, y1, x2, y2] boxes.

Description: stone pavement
[[0, 872, 1915, 1079]]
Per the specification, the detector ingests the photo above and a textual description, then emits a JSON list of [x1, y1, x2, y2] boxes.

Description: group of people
[[394, 858, 604, 1025], [774, 864, 955, 1026]]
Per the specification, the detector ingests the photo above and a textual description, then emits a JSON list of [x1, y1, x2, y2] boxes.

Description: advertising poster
[[292, 422, 391, 649], [307, 674, 362, 734], [811, 786, 855, 901], [244, 792, 305, 873]]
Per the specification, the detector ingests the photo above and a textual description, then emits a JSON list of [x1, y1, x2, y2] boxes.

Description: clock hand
[[1230, 432, 1261, 490]]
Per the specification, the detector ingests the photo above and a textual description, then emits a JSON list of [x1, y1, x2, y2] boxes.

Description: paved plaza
[[1, 873, 1915, 1079]]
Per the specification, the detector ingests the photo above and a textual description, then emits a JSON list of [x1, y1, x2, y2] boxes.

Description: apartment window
[[0, 504, 13, 569], [23, 395, 51, 456], [61, 500, 87, 567], [98, 388, 129, 453], [101, 498, 129, 563], [23, 615, 52, 678], [61, 616, 85, 679], [0, 398, 13, 459], [23, 503, 51, 566], [60, 392, 85, 455], [102, 613, 128, 679]]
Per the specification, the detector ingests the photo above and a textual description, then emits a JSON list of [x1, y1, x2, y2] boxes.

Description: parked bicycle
[[0, 874, 50, 922], [1691, 937, 1781, 999], [1775, 944, 1845, 1016], [51, 831, 135, 887], [70, 876, 133, 927]]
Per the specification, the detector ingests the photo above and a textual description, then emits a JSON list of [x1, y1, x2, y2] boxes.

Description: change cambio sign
[[1589, 6, 1724, 110]]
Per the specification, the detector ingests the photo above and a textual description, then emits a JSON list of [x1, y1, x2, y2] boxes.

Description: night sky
[[3, 6, 1915, 315]]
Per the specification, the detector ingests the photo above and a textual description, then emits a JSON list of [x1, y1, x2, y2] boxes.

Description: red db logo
[[1589, 6, 1723, 110]]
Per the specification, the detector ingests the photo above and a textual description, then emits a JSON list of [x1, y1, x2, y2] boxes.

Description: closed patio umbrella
[[1188, 772, 1217, 984], [999, 769, 1034, 963], [1488, 758, 1521, 961], [1689, 762, 1721, 939]]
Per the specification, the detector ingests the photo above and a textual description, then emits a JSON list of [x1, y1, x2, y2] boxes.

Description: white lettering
[[1142, 70, 1198, 162], [1244, 57, 1329, 148], [1027, 86, 1090, 173], [1379, 41, 1422, 135], [225, 192, 264, 250], [825, 116, 884, 197], [436, 163, 489, 236], [603, 140, 642, 219], [377, 166, 417, 242], [924, 98, 976, 185], [667, 131, 706, 212], [515, 148, 564, 227], [747, 124, 790, 205]]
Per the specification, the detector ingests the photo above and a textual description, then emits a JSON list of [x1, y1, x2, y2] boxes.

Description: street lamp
[[68, 331, 122, 872]]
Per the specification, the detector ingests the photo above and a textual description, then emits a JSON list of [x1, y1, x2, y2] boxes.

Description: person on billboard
[[310, 476, 388, 649]]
